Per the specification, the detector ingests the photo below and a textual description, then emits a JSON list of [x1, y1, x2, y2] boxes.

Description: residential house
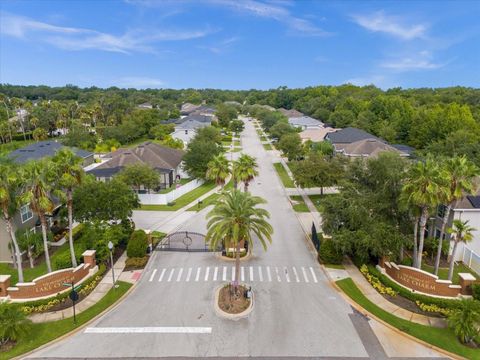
[[278, 108, 304, 118], [325, 127, 382, 145], [171, 119, 210, 146], [191, 105, 216, 118], [137, 102, 153, 109], [299, 127, 338, 143], [1, 141, 94, 263], [88, 142, 185, 190], [334, 138, 409, 158], [288, 116, 324, 130], [181, 103, 201, 116]]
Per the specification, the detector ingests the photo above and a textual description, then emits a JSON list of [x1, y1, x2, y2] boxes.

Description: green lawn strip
[[421, 263, 479, 285], [157, 178, 191, 194], [324, 263, 345, 269], [263, 143, 273, 150], [187, 180, 234, 211], [336, 278, 476, 359], [273, 163, 295, 188], [289, 196, 309, 212], [233, 140, 241, 146], [260, 136, 268, 141], [1, 281, 132, 359], [139, 181, 217, 211]]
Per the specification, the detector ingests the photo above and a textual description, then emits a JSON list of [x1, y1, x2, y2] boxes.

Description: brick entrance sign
[[0, 250, 97, 301], [379, 261, 476, 298]]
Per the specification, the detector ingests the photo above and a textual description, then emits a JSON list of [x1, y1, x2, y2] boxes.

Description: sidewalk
[[324, 262, 447, 329], [28, 252, 141, 323]]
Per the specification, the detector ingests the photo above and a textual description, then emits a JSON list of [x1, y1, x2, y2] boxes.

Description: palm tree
[[447, 219, 476, 281], [20, 160, 55, 273], [51, 148, 85, 267], [0, 158, 24, 282], [0, 303, 31, 346], [206, 154, 230, 187], [234, 154, 259, 192], [447, 299, 480, 344], [206, 190, 273, 294], [401, 157, 448, 268], [434, 156, 479, 275]]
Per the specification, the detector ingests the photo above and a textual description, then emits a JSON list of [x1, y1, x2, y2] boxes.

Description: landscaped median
[[336, 278, 478, 359], [139, 181, 217, 211], [273, 163, 294, 188], [0, 281, 132, 359]]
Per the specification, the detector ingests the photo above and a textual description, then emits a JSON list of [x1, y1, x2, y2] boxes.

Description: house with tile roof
[[288, 116, 324, 130]]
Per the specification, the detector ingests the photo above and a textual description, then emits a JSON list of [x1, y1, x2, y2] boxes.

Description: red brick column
[[82, 250, 97, 268], [0, 275, 11, 297]]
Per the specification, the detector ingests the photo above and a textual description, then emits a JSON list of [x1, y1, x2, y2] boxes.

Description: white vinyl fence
[[138, 179, 204, 205], [462, 245, 480, 275]]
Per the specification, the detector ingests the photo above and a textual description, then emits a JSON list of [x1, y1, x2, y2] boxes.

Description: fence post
[[469, 248, 473, 268]]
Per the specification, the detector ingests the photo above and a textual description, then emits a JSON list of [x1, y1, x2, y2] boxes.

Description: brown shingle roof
[[335, 139, 403, 158]]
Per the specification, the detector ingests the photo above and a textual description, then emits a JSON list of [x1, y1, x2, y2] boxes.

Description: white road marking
[[222, 266, 227, 281], [249, 266, 254, 281], [149, 269, 157, 282], [167, 269, 175, 282], [258, 266, 263, 282], [231, 266, 235, 281], [158, 269, 166, 282], [176, 268, 183, 282], [186, 268, 192, 282], [292, 266, 300, 282], [301, 267, 309, 283], [213, 267, 218, 281], [85, 327, 212, 334], [309, 267, 318, 283], [284, 267, 290, 282], [195, 268, 201, 282], [275, 267, 281, 282], [204, 267, 210, 281], [241, 267, 245, 281], [266, 266, 272, 282]]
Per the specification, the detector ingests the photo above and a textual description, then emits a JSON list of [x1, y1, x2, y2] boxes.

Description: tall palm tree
[[20, 160, 55, 273], [447, 219, 475, 281], [51, 148, 85, 267], [206, 190, 273, 294], [206, 154, 230, 187], [0, 158, 24, 282], [401, 157, 448, 268], [434, 156, 479, 275], [234, 154, 259, 192]]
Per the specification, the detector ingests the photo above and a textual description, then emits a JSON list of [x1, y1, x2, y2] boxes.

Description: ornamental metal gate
[[155, 231, 222, 252]]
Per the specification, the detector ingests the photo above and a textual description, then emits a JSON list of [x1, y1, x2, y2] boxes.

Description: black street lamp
[[108, 241, 116, 289]]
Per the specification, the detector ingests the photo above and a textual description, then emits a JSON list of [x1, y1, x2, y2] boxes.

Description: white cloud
[[344, 75, 388, 87], [0, 12, 213, 54], [113, 76, 165, 89], [381, 51, 446, 71], [198, 36, 240, 54], [351, 11, 426, 40]]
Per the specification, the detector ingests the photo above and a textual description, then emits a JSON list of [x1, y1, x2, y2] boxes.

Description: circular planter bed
[[216, 250, 251, 262], [214, 284, 254, 320]]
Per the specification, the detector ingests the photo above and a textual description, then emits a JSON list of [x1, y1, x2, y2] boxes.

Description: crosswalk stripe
[[284, 267, 290, 282], [275, 267, 281, 282], [309, 267, 318, 283], [241, 267, 245, 281], [186, 268, 192, 282], [176, 268, 183, 282], [167, 269, 175, 282], [149, 269, 157, 282], [292, 267, 300, 283], [301, 267, 309, 283], [204, 267, 210, 281], [267, 266, 272, 282], [213, 267, 218, 281], [231, 266, 235, 281], [222, 266, 227, 281], [258, 266, 263, 282], [249, 266, 254, 281], [158, 268, 166, 282], [195, 267, 201, 282]]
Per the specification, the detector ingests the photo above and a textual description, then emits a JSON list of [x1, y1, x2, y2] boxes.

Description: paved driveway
[[30, 120, 446, 359]]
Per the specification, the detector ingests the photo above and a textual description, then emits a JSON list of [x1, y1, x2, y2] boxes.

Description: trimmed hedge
[[319, 239, 343, 265], [127, 230, 148, 258], [472, 284, 480, 301]]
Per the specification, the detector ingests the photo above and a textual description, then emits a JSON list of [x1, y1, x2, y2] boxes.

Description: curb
[[213, 284, 254, 321], [14, 282, 137, 360], [324, 270, 462, 360]]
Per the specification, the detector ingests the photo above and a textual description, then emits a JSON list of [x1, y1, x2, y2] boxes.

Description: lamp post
[[108, 241, 115, 289]]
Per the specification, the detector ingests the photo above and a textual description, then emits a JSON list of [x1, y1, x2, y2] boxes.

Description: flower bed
[[360, 264, 397, 297]]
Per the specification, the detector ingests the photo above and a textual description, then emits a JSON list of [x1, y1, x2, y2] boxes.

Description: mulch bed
[[218, 285, 250, 314], [0, 340, 16, 352], [381, 293, 444, 318]]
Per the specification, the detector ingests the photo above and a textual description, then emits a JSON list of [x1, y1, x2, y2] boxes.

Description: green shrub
[[127, 230, 148, 258], [472, 284, 480, 301], [125, 257, 148, 269], [72, 223, 85, 240], [318, 239, 343, 264], [0, 303, 32, 342]]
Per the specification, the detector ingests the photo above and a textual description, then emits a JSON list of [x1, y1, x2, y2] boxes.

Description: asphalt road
[[29, 119, 445, 359]]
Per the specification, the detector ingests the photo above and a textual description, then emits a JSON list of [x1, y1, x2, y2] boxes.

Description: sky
[[0, 0, 479, 90]]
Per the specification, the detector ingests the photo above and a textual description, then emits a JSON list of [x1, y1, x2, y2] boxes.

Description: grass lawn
[[260, 135, 268, 142], [140, 181, 217, 211], [263, 143, 273, 150], [0, 281, 132, 359], [188, 180, 234, 211], [157, 178, 191, 194], [336, 278, 477, 359], [324, 263, 345, 269], [233, 140, 241, 146], [289, 196, 309, 212], [273, 163, 295, 188], [421, 262, 479, 285]]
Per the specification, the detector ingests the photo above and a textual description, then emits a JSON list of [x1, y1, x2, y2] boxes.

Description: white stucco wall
[[172, 129, 197, 146], [449, 209, 480, 261]]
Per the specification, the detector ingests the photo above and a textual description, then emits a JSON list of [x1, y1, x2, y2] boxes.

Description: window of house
[[185, 130, 188, 135], [20, 204, 33, 223], [437, 205, 446, 218]]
